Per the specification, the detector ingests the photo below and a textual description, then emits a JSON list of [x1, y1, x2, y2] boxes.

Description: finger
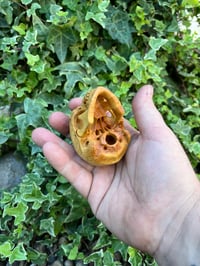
[[49, 112, 69, 136], [124, 119, 139, 136], [132, 85, 171, 139], [32, 127, 60, 147], [42, 141, 92, 198], [32, 127, 74, 155], [32, 127, 95, 171], [69, 97, 82, 110]]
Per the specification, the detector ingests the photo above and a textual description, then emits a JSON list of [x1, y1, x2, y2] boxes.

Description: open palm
[[32, 85, 200, 256]]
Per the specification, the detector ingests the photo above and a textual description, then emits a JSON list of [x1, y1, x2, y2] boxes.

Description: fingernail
[[146, 85, 154, 97]]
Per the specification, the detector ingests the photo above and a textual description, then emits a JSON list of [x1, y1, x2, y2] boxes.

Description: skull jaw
[[70, 127, 131, 166]]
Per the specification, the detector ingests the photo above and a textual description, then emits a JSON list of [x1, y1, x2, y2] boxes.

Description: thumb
[[132, 85, 170, 139]]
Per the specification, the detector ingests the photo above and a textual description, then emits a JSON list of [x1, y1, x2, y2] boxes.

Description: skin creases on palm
[[69, 86, 131, 166]]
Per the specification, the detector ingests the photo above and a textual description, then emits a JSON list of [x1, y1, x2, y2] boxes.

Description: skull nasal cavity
[[105, 134, 117, 145]]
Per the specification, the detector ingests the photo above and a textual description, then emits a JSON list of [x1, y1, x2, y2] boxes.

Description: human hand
[[32, 85, 200, 264]]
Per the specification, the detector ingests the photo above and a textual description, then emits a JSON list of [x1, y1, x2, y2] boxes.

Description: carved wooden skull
[[69, 86, 131, 166]]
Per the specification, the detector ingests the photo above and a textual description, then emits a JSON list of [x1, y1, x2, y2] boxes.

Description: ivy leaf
[[68, 245, 78, 260], [20, 182, 47, 210], [85, 1, 108, 28], [22, 29, 38, 53], [55, 62, 86, 97], [93, 230, 111, 250], [9, 243, 27, 264], [21, 0, 32, 4], [104, 6, 134, 46], [144, 49, 157, 61], [25, 53, 40, 66], [32, 14, 48, 36], [26, 3, 41, 17], [0, 1, 13, 24], [0, 132, 12, 144], [26, 247, 47, 265], [3, 202, 28, 226], [63, 72, 84, 98], [98, 0, 109, 12], [12, 23, 26, 36], [48, 25, 78, 63], [1, 191, 14, 205], [40, 217, 56, 237], [84, 250, 104, 265], [149, 37, 168, 51], [190, 142, 200, 156], [181, 0, 200, 7], [128, 246, 139, 265], [16, 98, 47, 139], [62, 0, 79, 11], [0, 242, 12, 258], [132, 6, 147, 32], [103, 250, 115, 265], [31, 59, 46, 74], [1, 53, 18, 71], [166, 16, 179, 32], [85, 11, 106, 28], [170, 119, 191, 136]]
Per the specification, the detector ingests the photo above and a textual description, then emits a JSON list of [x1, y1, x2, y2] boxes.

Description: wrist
[[154, 191, 200, 266]]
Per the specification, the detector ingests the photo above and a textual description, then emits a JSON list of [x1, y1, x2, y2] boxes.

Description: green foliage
[[0, 0, 199, 264]]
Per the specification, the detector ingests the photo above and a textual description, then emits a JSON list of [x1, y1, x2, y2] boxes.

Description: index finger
[[42, 141, 93, 198], [69, 97, 82, 110]]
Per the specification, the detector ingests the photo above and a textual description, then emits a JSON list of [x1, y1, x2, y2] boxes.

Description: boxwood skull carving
[[69, 87, 131, 166]]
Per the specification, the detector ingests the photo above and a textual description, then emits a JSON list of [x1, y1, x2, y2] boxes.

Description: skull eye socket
[[105, 134, 117, 145]]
